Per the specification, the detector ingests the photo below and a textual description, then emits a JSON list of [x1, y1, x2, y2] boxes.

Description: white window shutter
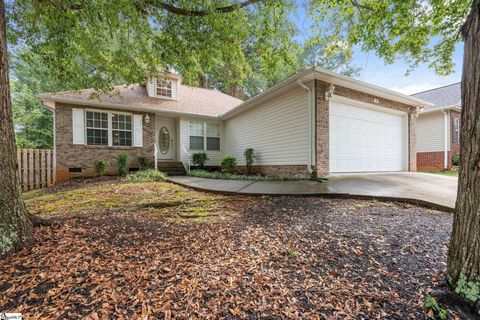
[[133, 114, 143, 147], [72, 108, 85, 144]]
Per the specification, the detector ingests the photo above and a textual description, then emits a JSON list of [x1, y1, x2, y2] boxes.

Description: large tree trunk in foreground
[[447, 0, 480, 315], [0, 0, 32, 257]]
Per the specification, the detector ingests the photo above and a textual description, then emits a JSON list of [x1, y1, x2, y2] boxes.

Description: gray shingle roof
[[411, 82, 461, 109]]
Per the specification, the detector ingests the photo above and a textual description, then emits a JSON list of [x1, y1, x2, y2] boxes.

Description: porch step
[[157, 162, 187, 176]]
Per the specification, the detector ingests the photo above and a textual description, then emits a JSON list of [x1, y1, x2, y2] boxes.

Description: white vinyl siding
[[224, 87, 308, 165], [180, 118, 224, 165], [416, 112, 445, 152]]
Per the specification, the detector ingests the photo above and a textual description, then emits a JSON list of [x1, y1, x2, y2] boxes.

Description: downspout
[[297, 79, 314, 175], [443, 110, 449, 169]]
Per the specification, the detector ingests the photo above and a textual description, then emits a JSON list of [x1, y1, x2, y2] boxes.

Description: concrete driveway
[[327, 172, 457, 210], [167, 172, 458, 211]]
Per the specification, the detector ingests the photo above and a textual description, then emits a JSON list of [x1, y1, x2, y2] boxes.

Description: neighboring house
[[38, 67, 431, 181], [411, 83, 461, 170]]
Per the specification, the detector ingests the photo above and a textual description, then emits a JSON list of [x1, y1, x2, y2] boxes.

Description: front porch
[[153, 114, 224, 175]]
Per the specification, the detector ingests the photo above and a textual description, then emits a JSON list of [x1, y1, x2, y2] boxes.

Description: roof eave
[[36, 95, 221, 119], [419, 105, 462, 115], [220, 67, 433, 120]]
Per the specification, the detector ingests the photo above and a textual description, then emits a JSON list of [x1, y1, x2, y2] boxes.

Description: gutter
[[419, 105, 461, 115], [296, 79, 314, 175]]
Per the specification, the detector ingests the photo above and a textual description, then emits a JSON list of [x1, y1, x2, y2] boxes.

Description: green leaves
[[308, 0, 471, 75], [6, 0, 298, 92]]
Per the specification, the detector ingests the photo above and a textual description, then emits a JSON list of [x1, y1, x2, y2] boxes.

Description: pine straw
[[0, 179, 456, 319]]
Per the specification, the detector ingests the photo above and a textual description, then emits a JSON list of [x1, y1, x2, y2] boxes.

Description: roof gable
[[411, 82, 461, 109]]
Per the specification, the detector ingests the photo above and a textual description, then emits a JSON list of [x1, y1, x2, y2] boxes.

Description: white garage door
[[329, 99, 406, 173]]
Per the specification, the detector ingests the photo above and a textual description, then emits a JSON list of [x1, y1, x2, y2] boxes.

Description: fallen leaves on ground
[[1, 178, 454, 319]]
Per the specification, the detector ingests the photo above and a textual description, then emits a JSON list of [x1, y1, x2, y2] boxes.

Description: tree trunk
[[447, 0, 480, 315], [0, 0, 32, 257]]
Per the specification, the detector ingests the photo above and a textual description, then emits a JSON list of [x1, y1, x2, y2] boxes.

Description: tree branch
[[157, 0, 264, 16]]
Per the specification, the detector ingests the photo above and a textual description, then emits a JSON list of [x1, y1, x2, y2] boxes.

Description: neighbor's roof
[[411, 82, 461, 109], [38, 84, 243, 118]]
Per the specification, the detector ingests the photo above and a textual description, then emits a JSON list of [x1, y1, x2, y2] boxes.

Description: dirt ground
[[0, 178, 454, 319]]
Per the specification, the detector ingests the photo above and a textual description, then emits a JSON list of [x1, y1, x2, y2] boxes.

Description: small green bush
[[126, 169, 166, 183], [452, 153, 460, 166], [192, 152, 209, 168], [244, 148, 256, 175], [138, 155, 151, 170], [221, 156, 237, 173], [94, 160, 109, 176], [117, 153, 129, 176]]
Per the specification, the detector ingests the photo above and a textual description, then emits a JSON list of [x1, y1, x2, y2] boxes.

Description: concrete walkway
[[166, 172, 458, 211]]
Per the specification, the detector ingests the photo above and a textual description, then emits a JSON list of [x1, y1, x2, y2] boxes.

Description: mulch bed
[[1, 182, 454, 319]]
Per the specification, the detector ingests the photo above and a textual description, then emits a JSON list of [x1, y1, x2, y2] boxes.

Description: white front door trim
[[156, 118, 176, 161]]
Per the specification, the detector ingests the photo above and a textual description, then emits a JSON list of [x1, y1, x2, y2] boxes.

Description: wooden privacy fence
[[17, 149, 55, 191]]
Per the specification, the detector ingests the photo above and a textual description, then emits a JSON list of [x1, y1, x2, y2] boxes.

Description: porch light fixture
[[144, 114, 151, 124], [325, 84, 335, 101]]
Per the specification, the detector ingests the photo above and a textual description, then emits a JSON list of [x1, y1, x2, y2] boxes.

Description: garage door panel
[[329, 100, 405, 173]]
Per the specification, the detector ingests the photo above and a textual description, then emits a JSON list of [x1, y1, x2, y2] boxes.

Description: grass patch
[[125, 169, 166, 183], [24, 178, 233, 222], [420, 170, 458, 177], [188, 169, 309, 181]]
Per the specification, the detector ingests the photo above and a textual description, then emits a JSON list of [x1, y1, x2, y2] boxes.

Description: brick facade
[[417, 152, 445, 170], [315, 80, 417, 176], [236, 165, 310, 176], [55, 103, 155, 181]]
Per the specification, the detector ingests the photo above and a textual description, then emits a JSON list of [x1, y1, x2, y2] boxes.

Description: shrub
[[452, 153, 460, 166], [220, 156, 237, 173], [192, 152, 209, 168], [117, 153, 129, 176], [243, 148, 256, 175], [138, 155, 151, 170], [94, 160, 109, 176], [125, 169, 166, 183]]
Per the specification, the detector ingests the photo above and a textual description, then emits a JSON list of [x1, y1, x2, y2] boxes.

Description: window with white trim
[[189, 122, 205, 150], [453, 117, 460, 144], [206, 123, 220, 151], [86, 111, 109, 146], [112, 113, 132, 146], [156, 79, 173, 98], [85, 110, 133, 147], [189, 122, 220, 151]]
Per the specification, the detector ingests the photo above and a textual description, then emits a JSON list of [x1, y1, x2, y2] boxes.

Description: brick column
[[315, 80, 330, 176]]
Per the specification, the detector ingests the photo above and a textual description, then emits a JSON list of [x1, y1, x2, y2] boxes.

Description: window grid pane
[[112, 130, 132, 146], [207, 137, 220, 151], [206, 123, 220, 137], [189, 122, 204, 136], [87, 128, 108, 146], [190, 136, 204, 150], [156, 80, 173, 97]]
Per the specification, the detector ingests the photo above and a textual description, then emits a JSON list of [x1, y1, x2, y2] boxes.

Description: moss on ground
[[25, 180, 228, 222]]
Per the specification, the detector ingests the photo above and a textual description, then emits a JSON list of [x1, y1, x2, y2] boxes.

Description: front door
[[157, 119, 175, 160]]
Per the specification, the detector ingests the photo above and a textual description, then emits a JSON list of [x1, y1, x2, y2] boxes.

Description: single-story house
[[38, 67, 431, 181], [411, 83, 461, 170]]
